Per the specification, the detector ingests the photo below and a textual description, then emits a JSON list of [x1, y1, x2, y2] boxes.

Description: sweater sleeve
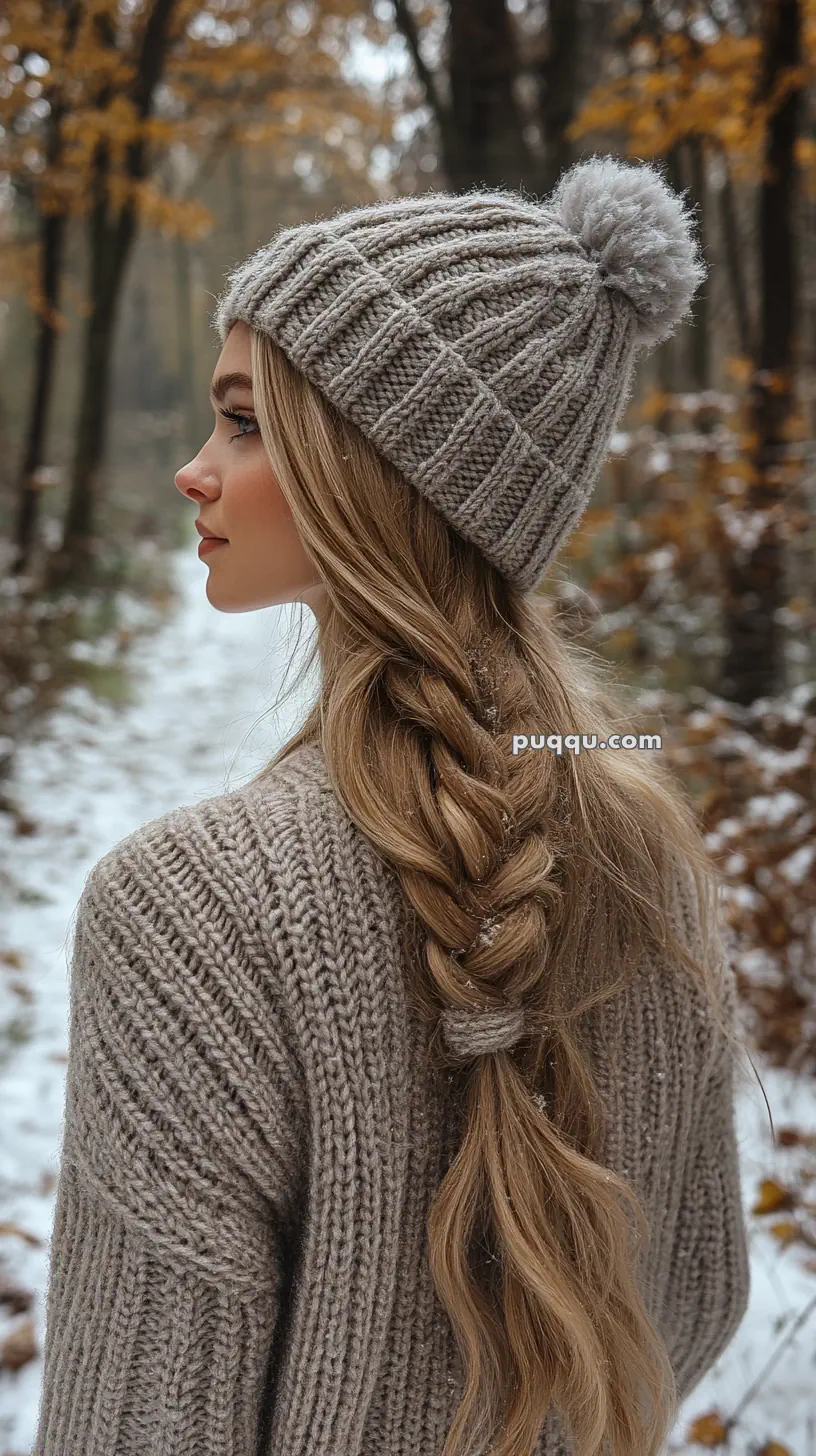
[[32, 830, 303, 1456], [660, 868, 752, 1404], [663, 1025, 752, 1405]]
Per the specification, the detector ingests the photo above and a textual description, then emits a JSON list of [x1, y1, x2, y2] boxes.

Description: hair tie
[[441, 1003, 525, 1062]]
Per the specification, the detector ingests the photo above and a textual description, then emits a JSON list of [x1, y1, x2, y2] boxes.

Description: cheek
[[225, 458, 305, 559], [226, 459, 286, 529], [211, 453, 319, 604]]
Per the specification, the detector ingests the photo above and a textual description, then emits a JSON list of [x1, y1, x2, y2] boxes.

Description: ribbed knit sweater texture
[[33, 740, 751, 1455]]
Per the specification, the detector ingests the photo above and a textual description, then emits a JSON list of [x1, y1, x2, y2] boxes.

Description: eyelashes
[[218, 407, 259, 442]]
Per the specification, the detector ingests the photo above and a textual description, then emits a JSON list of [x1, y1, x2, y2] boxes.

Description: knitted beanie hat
[[212, 153, 705, 595]]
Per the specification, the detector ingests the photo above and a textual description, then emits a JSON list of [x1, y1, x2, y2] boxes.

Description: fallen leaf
[[14, 816, 39, 838], [0, 1222, 43, 1248], [768, 1220, 801, 1246], [0, 1276, 32, 1315], [8, 979, 34, 1003], [687, 1409, 729, 1446], [0, 1318, 37, 1372], [753, 1179, 796, 1214], [777, 1127, 805, 1147]]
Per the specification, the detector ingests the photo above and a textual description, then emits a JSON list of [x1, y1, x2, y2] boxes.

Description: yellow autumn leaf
[[768, 1220, 801, 1247], [724, 355, 753, 384], [687, 1409, 729, 1446], [639, 389, 672, 422], [756, 1443, 795, 1456], [752, 1179, 795, 1215]]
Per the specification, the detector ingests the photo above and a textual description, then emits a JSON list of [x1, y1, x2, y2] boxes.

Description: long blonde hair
[[244, 327, 745, 1456]]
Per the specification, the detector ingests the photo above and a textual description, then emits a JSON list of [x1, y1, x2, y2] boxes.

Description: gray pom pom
[[551, 153, 707, 350]]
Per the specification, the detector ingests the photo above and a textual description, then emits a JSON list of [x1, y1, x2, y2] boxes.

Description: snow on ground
[[1, 540, 815, 1455], [0, 541, 313, 1454]]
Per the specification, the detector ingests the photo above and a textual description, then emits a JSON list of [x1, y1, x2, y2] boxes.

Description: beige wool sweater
[[33, 740, 751, 1455]]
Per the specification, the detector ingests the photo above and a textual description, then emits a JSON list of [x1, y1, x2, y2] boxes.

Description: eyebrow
[[209, 370, 254, 404]]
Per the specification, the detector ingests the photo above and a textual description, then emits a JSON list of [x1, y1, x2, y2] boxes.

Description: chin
[[205, 581, 273, 614]]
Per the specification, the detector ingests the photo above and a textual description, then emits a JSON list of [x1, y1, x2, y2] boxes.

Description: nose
[[174, 454, 219, 503]]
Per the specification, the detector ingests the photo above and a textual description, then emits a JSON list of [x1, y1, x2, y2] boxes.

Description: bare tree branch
[[390, 0, 449, 129]]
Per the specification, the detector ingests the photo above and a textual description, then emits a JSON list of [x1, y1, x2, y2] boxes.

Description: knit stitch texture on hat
[[213, 155, 706, 593]]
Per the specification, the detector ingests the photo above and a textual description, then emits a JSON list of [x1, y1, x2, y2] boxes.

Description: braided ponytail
[[246, 330, 737, 1456]]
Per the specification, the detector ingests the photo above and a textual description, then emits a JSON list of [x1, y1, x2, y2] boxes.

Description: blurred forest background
[[2, 0, 816, 1448]]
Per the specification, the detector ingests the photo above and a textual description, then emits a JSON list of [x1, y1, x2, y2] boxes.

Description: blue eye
[[219, 407, 259, 442]]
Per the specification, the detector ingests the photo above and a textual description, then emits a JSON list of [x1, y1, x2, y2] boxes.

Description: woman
[[34, 154, 751, 1456]]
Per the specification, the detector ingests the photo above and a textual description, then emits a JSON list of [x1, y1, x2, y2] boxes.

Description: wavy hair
[[242, 327, 744, 1456]]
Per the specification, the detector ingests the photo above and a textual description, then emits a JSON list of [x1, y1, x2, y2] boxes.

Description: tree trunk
[[46, 149, 139, 588], [444, 0, 536, 192], [230, 145, 249, 256], [174, 233, 197, 458], [721, 0, 802, 705], [718, 153, 756, 359], [12, 210, 68, 576], [536, 0, 582, 194], [12, 0, 82, 578], [684, 134, 711, 392], [655, 145, 684, 432], [47, 0, 180, 589]]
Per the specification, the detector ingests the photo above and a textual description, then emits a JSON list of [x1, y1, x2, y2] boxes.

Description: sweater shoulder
[[72, 739, 371, 1132], [82, 741, 333, 912], [65, 746, 335, 1241]]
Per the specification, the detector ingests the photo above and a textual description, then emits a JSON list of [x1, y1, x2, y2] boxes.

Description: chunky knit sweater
[[34, 740, 751, 1455]]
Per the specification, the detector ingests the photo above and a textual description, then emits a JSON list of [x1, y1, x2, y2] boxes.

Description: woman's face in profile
[[174, 320, 325, 618]]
